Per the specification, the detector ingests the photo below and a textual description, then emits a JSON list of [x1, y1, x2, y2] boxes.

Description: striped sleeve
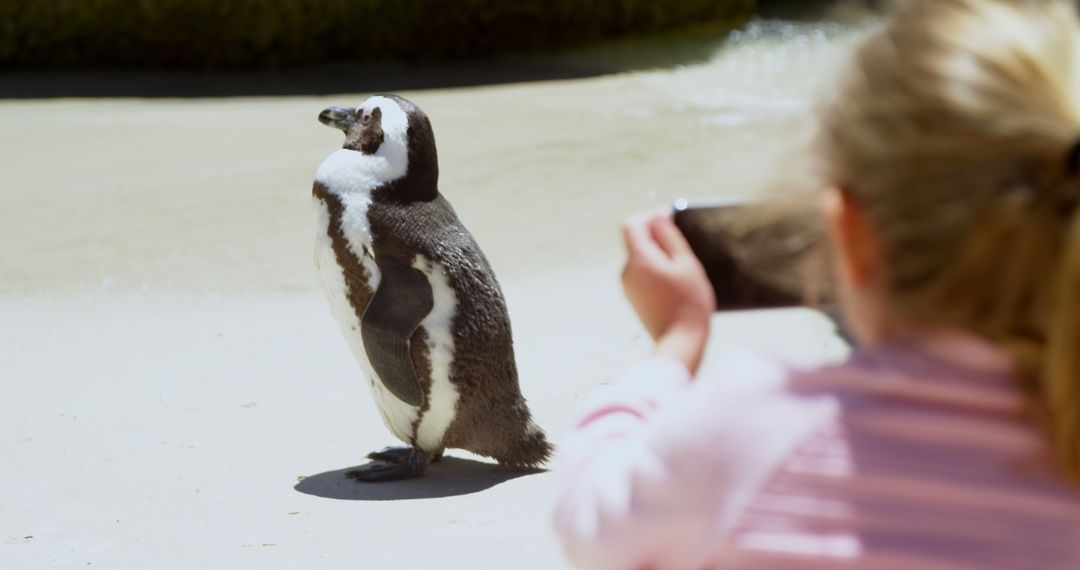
[[553, 350, 838, 570]]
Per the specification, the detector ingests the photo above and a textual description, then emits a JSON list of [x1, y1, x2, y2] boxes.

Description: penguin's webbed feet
[[347, 447, 432, 482], [365, 446, 413, 464], [365, 446, 445, 464]]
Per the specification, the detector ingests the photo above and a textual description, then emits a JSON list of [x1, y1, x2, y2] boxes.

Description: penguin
[[311, 94, 551, 481]]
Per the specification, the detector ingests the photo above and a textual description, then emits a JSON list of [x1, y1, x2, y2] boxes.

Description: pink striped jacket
[[553, 334, 1080, 569]]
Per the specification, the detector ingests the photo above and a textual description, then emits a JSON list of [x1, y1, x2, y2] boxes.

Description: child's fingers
[[621, 213, 667, 265], [648, 212, 694, 259]]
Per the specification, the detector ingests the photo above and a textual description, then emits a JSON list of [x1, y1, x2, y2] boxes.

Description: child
[[552, 0, 1080, 568]]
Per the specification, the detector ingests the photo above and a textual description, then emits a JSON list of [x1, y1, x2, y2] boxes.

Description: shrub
[[0, 0, 756, 69]]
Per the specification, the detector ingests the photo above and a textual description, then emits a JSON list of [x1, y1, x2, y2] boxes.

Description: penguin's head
[[318, 95, 438, 195]]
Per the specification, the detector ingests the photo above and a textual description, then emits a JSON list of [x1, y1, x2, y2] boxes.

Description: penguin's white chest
[[313, 193, 415, 445], [312, 150, 460, 450]]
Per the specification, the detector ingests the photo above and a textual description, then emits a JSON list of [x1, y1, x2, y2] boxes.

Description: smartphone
[[672, 197, 808, 311]]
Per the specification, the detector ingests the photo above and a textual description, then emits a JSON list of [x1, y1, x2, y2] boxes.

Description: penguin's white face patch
[[359, 96, 410, 174], [361, 96, 409, 142]]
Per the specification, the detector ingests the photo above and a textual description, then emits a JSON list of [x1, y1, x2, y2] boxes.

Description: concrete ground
[[1, 286, 842, 569]]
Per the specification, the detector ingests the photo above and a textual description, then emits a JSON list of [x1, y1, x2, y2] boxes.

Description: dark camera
[[672, 198, 815, 312]]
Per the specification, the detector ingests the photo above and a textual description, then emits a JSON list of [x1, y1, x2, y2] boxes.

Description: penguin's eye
[[361, 112, 371, 125]]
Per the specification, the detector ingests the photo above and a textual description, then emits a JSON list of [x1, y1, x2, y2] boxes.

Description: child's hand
[[621, 211, 715, 375]]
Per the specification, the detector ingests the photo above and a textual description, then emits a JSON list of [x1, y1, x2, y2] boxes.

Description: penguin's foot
[[365, 447, 413, 464], [347, 448, 431, 482], [366, 446, 445, 465]]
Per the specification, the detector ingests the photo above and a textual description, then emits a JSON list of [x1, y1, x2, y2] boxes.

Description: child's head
[[816, 0, 1080, 476]]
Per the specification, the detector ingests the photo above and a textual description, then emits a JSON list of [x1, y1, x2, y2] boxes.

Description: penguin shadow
[[294, 457, 545, 501]]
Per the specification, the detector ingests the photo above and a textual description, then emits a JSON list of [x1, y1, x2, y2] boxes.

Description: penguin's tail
[[492, 403, 553, 468], [504, 419, 554, 468]]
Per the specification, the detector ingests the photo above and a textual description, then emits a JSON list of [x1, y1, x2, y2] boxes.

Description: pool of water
[[0, 7, 875, 296]]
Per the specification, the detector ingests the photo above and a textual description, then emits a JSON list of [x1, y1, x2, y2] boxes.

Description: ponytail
[[815, 0, 1080, 482]]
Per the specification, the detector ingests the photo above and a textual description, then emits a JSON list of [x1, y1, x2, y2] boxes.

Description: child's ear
[[822, 186, 883, 289]]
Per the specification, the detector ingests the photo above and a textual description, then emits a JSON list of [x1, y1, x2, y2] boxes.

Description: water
[[0, 14, 874, 296]]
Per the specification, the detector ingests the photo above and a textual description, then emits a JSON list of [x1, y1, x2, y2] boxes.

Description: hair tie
[[1066, 137, 1080, 175]]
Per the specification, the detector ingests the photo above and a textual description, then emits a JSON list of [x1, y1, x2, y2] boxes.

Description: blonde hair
[[817, 0, 1080, 477]]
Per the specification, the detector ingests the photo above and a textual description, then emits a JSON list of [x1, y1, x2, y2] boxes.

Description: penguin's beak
[[319, 106, 357, 131]]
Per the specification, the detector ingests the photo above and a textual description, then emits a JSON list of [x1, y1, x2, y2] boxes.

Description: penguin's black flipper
[[360, 255, 434, 407]]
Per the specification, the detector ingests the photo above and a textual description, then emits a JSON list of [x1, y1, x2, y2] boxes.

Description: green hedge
[[0, 0, 756, 69]]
